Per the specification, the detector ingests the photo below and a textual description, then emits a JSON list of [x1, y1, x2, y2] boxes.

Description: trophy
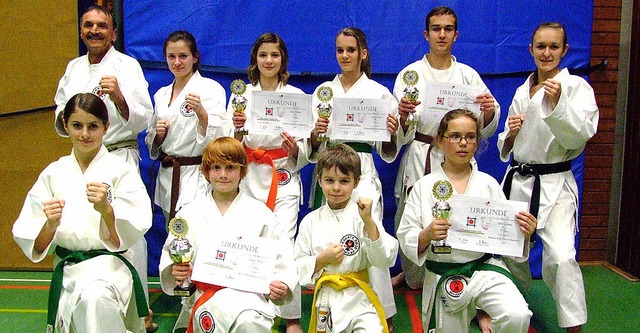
[[230, 79, 249, 135], [402, 70, 419, 126], [168, 217, 196, 296], [431, 180, 453, 254], [316, 86, 333, 142]]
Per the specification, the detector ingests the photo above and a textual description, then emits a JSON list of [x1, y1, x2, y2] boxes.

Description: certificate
[[446, 195, 529, 257], [330, 97, 391, 142], [251, 91, 313, 138], [190, 235, 278, 294], [421, 82, 481, 124]]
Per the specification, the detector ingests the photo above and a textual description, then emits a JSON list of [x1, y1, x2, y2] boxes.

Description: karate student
[[308, 27, 400, 330], [230, 32, 308, 333], [13, 93, 152, 333], [52, 5, 155, 329], [146, 30, 228, 221], [497, 22, 598, 333], [392, 6, 500, 291], [159, 137, 297, 333], [295, 144, 399, 333], [397, 109, 536, 333]]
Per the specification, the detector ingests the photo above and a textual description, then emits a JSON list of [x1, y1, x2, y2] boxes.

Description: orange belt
[[186, 282, 226, 333], [244, 147, 288, 211]]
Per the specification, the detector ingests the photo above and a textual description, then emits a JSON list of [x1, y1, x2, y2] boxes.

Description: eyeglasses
[[443, 133, 478, 143]]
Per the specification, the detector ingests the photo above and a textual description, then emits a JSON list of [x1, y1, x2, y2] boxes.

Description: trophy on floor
[[168, 217, 196, 296], [316, 86, 333, 142], [432, 180, 453, 254], [402, 70, 419, 126], [231, 79, 249, 135]]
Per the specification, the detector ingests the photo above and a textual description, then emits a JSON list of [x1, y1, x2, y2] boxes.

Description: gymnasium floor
[[0, 263, 637, 333]]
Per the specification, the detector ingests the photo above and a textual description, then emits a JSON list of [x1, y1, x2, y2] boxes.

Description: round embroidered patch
[[277, 168, 291, 186], [180, 100, 195, 117], [101, 182, 113, 203], [444, 275, 467, 299], [198, 310, 215, 333], [340, 234, 360, 256], [92, 85, 106, 100]]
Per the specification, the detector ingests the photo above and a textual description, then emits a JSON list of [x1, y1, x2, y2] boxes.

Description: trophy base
[[431, 244, 452, 254], [235, 129, 249, 136], [405, 120, 418, 126], [173, 283, 196, 297], [317, 136, 330, 142]]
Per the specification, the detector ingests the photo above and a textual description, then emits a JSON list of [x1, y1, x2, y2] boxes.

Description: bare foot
[[476, 309, 492, 333], [285, 319, 303, 333], [391, 272, 406, 287], [387, 317, 394, 333], [566, 326, 582, 333]]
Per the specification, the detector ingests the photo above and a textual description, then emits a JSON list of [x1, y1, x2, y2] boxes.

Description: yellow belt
[[308, 269, 388, 333]]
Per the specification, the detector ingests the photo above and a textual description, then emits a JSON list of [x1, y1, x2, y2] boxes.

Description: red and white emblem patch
[[199, 310, 215, 333], [92, 85, 107, 100], [444, 275, 467, 299], [180, 100, 195, 117], [277, 168, 291, 186]]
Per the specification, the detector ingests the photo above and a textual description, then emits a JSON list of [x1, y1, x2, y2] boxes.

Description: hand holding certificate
[[422, 81, 482, 124], [190, 235, 278, 294], [251, 91, 313, 138], [446, 196, 529, 257]]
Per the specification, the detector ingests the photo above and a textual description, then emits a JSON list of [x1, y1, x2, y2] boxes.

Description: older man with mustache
[[52, 4, 155, 332]]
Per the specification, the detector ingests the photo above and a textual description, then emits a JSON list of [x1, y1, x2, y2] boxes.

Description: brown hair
[[425, 6, 458, 32], [316, 144, 361, 180], [435, 108, 487, 154], [247, 33, 290, 86], [163, 30, 200, 73], [63, 93, 109, 126], [336, 27, 372, 77], [201, 137, 248, 180], [532, 22, 567, 49]]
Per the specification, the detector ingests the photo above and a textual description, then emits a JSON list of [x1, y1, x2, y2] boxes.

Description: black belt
[[502, 160, 572, 218]]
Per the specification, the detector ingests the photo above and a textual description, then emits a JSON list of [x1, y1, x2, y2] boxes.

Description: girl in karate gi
[[497, 22, 598, 333], [146, 30, 229, 221], [308, 27, 401, 331], [13, 92, 152, 333], [397, 109, 537, 333], [159, 137, 297, 333], [230, 33, 309, 333]]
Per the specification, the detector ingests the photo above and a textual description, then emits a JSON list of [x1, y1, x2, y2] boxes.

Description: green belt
[[312, 142, 372, 209], [46, 246, 148, 331], [425, 253, 518, 331], [105, 139, 139, 152]]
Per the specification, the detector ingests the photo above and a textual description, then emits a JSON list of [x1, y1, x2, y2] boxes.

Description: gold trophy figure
[[431, 180, 453, 254], [316, 86, 333, 142], [231, 79, 249, 135], [402, 70, 419, 126], [168, 217, 196, 296]]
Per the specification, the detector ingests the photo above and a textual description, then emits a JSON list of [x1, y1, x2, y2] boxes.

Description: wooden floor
[[0, 263, 638, 332]]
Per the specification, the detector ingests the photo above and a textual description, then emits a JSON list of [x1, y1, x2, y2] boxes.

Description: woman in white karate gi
[[159, 137, 297, 333], [398, 109, 536, 333], [308, 27, 401, 330], [13, 92, 152, 333], [230, 33, 309, 332], [497, 22, 598, 333], [146, 30, 229, 220]]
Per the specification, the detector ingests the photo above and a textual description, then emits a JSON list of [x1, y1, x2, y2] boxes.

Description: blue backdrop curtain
[[121, 0, 594, 277]]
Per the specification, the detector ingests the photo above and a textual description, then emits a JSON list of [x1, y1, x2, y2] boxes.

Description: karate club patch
[[198, 310, 215, 333], [444, 275, 467, 299], [180, 100, 195, 117], [277, 168, 291, 186], [340, 234, 360, 256], [102, 182, 113, 203], [92, 85, 107, 99]]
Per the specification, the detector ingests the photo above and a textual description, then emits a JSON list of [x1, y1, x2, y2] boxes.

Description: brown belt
[[414, 132, 434, 175], [160, 154, 203, 220]]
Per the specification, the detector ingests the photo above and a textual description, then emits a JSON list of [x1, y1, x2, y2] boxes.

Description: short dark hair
[[82, 5, 117, 31], [247, 33, 290, 86], [425, 6, 458, 32], [317, 144, 361, 180], [63, 93, 109, 126], [164, 30, 201, 73]]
